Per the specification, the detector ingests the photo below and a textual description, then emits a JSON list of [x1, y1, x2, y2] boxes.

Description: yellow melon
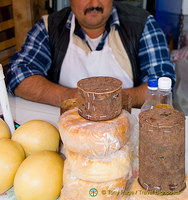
[[0, 139, 25, 194], [14, 150, 64, 200], [0, 118, 10, 139], [12, 120, 60, 156]]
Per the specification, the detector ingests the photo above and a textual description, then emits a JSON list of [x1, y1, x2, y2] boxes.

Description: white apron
[[59, 14, 133, 89]]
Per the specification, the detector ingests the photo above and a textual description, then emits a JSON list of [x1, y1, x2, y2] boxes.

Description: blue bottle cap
[[148, 78, 158, 88]]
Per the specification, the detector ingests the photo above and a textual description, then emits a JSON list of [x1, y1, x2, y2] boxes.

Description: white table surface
[[0, 95, 187, 174], [8, 95, 60, 128]]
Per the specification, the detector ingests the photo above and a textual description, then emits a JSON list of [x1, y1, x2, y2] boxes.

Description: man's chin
[[84, 17, 104, 27]]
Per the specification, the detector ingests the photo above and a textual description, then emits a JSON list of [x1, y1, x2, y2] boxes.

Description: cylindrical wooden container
[[77, 76, 122, 121], [122, 91, 132, 114], [139, 108, 186, 192]]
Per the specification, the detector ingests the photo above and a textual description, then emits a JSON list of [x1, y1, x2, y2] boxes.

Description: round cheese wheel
[[12, 120, 60, 156], [0, 118, 10, 139], [60, 160, 128, 200], [58, 108, 130, 157], [77, 76, 123, 121], [14, 150, 64, 200], [0, 139, 25, 194], [64, 145, 132, 182]]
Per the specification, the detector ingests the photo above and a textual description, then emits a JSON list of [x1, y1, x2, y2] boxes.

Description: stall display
[[58, 76, 138, 199], [0, 76, 187, 200]]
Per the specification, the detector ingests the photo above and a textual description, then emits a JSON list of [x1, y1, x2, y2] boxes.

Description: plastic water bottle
[[141, 78, 158, 112], [154, 77, 173, 109]]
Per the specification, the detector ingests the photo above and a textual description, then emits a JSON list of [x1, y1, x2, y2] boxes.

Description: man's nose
[[89, 0, 101, 7]]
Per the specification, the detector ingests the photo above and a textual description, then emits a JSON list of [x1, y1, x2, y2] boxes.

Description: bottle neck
[[148, 86, 158, 90], [147, 88, 158, 94], [158, 88, 171, 92]]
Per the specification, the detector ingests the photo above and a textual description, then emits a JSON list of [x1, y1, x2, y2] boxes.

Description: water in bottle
[[141, 78, 158, 112]]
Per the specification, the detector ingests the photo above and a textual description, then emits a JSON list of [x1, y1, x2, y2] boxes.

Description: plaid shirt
[[6, 6, 175, 95]]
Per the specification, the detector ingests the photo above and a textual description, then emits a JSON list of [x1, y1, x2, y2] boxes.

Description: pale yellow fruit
[[0, 139, 25, 194], [12, 120, 60, 156], [0, 118, 10, 139], [14, 150, 64, 200]]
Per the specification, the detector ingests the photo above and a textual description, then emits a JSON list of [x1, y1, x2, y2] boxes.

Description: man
[[6, 0, 175, 108]]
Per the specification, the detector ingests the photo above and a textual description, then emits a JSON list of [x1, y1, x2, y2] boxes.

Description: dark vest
[[48, 2, 150, 86]]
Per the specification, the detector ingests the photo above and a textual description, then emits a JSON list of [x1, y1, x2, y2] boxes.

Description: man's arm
[[6, 18, 53, 98], [138, 15, 176, 88], [14, 75, 78, 107], [14, 75, 147, 108], [123, 82, 147, 108]]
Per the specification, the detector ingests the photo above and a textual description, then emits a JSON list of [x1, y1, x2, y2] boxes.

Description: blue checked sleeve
[[138, 15, 176, 89], [6, 18, 51, 96]]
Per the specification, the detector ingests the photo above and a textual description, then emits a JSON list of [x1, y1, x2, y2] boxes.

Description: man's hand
[[15, 75, 78, 107], [122, 83, 147, 108]]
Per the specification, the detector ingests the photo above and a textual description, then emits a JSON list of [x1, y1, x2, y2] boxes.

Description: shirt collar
[[66, 5, 120, 30]]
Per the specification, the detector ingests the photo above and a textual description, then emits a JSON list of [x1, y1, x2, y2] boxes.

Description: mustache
[[84, 7, 103, 15]]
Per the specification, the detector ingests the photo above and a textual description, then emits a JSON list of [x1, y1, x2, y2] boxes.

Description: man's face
[[69, 0, 113, 30]]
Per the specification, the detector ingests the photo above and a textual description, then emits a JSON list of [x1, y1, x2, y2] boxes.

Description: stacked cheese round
[[61, 160, 128, 200], [64, 146, 132, 182], [58, 108, 130, 157], [58, 107, 133, 200]]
